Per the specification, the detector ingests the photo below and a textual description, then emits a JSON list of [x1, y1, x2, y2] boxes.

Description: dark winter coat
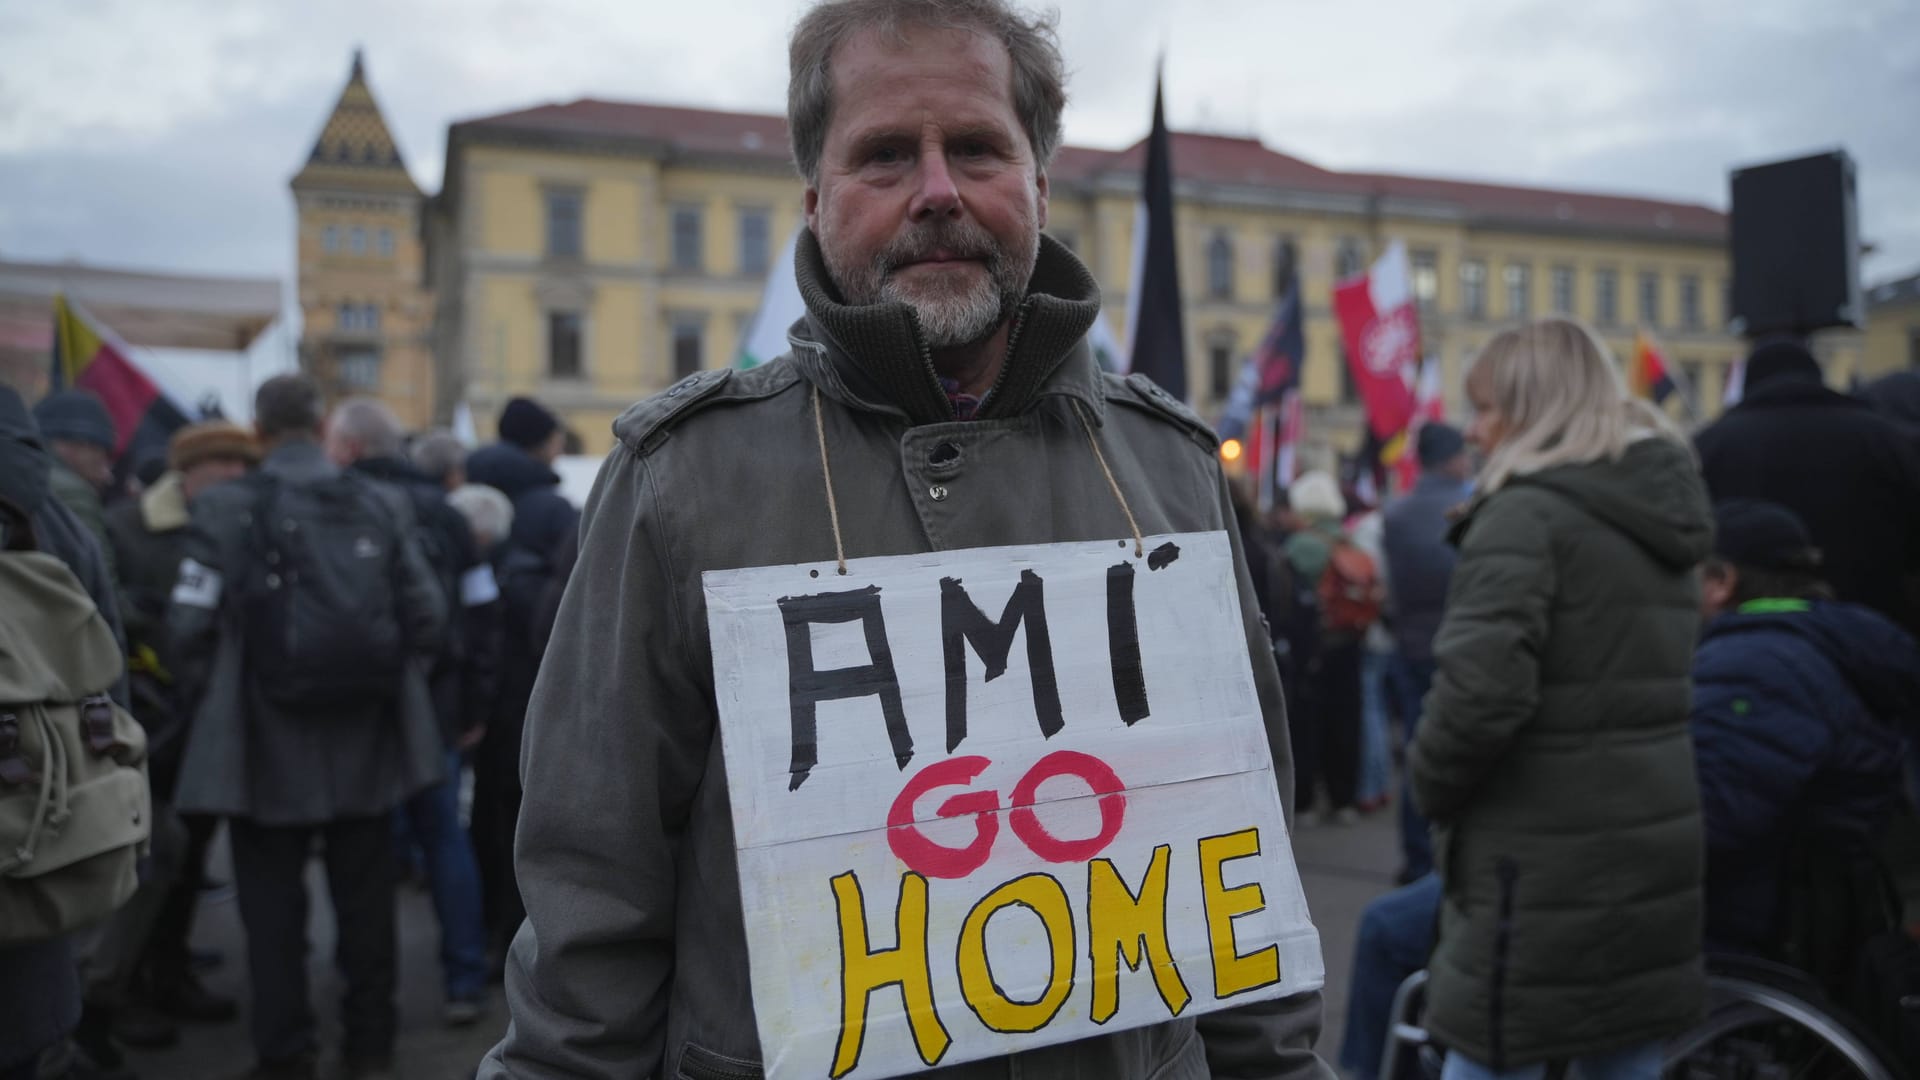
[[105, 473, 199, 795], [1382, 472, 1471, 661], [1410, 436, 1712, 1069], [167, 439, 447, 825], [1695, 373, 1920, 636], [353, 454, 499, 747], [466, 441, 580, 563], [1691, 600, 1920, 954]]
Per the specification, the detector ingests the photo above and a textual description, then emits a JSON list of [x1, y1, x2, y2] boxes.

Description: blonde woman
[[1409, 318, 1711, 1080]]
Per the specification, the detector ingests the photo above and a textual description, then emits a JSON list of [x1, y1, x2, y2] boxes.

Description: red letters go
[[885, 751, 1127, 877]]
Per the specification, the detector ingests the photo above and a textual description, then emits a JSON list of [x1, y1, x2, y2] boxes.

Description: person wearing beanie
[[34, 389, 121, 583], [494, 397, 564, 462], [1378, 421, 1472, 884], [1693, 498, 1920, 956], [1277, 469, 1366, 825], [1695, 339, 1920, 637]]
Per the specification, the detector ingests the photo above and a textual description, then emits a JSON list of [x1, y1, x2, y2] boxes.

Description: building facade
[[292, 52, 437, 428], [1863, 272, 1920, 379], [301, 74, 1868, 453]]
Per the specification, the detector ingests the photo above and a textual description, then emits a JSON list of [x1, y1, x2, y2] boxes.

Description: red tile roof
[[454, 99, 1724, 240]]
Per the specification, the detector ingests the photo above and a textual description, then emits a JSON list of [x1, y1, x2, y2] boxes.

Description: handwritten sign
[[703, 532, 1322, 1080]]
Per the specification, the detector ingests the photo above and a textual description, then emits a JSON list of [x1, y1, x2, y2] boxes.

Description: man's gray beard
[[824, 219, 1038, 349]]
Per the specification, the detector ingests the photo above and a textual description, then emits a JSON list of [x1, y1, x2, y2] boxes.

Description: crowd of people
[[1228, 324, 1920, 1080], [0, 376, 584, 1080], [7, 0, 1920, 1077]]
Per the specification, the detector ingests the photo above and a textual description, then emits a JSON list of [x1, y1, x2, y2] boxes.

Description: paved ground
[[127, 806, 1404, 1079]]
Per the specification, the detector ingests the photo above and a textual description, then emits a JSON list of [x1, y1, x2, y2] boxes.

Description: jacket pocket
[[676, 1042, 763, 1080], [1488, 856, 1519, 1071]]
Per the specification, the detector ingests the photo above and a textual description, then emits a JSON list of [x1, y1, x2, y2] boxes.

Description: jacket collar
[[261, 438, 335, 482], [788, 228, 1104, 426]]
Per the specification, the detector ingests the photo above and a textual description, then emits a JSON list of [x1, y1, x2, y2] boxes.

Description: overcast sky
[[3, 0, 1916, 304]]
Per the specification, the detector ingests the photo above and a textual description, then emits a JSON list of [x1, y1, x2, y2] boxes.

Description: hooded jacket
[[1691, 600, 1920, 953], [1410, 436, 1712, 1069], [478, 233, 1330, 1080]]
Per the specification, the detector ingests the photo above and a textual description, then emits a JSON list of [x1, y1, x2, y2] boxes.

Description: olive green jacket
[[1410, 437, 1712, 1069], [480, 233, 1331, 1080]]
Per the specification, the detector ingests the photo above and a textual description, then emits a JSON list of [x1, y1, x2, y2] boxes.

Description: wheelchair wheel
[[1666, 970, 1906, 1080]]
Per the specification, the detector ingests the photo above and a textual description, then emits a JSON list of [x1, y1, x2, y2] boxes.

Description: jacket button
[[929, 485, 949, 502]]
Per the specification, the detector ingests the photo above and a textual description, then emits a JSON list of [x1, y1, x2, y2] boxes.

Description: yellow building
[[292, 52, 437, 428], [280, 79, 1867, 454], [1863, 272, 1920, 379]]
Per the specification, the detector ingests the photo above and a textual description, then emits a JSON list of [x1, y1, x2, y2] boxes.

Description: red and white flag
[[1333, 242, 1420, 442]]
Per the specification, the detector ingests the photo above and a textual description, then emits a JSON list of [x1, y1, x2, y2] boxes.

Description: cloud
[[1, 0, 1914, 286]]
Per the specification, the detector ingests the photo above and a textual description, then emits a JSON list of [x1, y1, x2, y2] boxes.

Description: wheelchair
[[1379, 953, 1912, 1080]]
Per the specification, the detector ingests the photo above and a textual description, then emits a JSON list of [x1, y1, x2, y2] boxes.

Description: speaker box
[[1729, 149, 1861, 336]]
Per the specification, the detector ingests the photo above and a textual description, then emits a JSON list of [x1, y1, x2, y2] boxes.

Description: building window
[[1336, 237, 1365, 280], [1504, 263, 1531, 319], [671, 315, 705, 379], [1639, 271, 1661, 328], [1596, 269, 1619, 325], [1551, 266, 1575, 316], [546, 191, 583, 260], [548, 311, 583, 379], [1680, 274, 1701, 330], [1206, 331, 1237, 401], [672, 206, 704, 272], [337, 302, 357, 332], [1273, 236, 1298, 298], [349, 227, 366, 255], [1206, 231, 1234, 300], [1460, 260, 1487, 320], [339, 349, 380, 391], [377, 228, 394, 258], [1721, 278, 1733, 326], [738, 209, 771, 275], [1411, 249, 1439, 310], [1338, 345, 1359, 405], [323, 225, 340, 253]]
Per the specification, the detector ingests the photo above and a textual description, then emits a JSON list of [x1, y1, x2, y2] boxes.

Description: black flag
[[1125, 69, 1188, 401]]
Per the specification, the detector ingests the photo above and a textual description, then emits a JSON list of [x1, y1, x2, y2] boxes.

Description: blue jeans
[[1387, 655, 1438, 878], [1359, 650, 1395, 804], [1442, 1039, 1664, 1080], [398, 749, 488, 1001], [1339, 874, 1442, 1080]]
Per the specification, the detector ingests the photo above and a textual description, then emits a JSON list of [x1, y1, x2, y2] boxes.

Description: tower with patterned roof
[[291, 50, 436, 428]]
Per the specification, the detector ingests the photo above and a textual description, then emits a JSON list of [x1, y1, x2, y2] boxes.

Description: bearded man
[[480, 2, 1329, 1077]]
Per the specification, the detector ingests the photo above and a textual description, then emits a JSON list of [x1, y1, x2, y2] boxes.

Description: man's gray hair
[[329, 396, 405, 459], [788, 0, 1067, 186], [411, 429, 467, 484], [447, 483, 515, 548]]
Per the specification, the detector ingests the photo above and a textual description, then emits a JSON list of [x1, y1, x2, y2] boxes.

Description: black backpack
[[239, 473, 408, 711]]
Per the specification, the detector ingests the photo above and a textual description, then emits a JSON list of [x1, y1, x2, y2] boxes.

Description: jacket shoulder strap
[[1106, 372, 1220, 452], [617, 362, 804, 455]]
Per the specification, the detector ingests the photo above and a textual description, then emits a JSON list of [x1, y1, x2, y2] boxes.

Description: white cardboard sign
[[703, 531, 1322, 1080]]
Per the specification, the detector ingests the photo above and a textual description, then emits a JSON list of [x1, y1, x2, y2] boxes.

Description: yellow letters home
[[1198, 828, 1282, 999], [1087, 844, 1192, 1024], [830, 871, 951, 1078], [956, 874, 1076, 1034]]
